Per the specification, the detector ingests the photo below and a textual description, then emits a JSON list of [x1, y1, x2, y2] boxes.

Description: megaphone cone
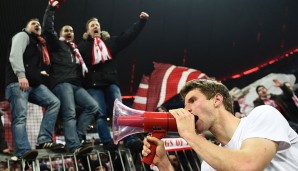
[[112, 99, 145, 144], [112, 99, 177, 144]]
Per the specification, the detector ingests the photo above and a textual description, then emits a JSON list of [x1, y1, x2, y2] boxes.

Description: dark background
[[1, 0, 298, 97]]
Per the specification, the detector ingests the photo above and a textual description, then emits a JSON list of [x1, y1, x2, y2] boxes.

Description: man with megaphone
[[142, 79, 298, 171]]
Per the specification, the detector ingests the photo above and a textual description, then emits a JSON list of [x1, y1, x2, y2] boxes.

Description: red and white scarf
[[92, 37, 112, 65], [60, 37, 85, 65], [68, 42, 85, 65], [37, 36, 50, 65]]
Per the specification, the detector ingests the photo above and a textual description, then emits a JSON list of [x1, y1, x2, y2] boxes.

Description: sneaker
[[103, 141, 118, 151], [74, 145, 93, 158], [10, 150, 38, 161], [36, 142, 65, 152]]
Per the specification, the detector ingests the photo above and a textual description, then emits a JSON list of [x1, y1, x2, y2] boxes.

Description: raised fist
[[139, 12, 149, 20], [49, 0, 65, 8]]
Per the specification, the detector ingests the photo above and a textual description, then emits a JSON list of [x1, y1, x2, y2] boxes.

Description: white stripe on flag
[[198, 73, 207, 79], [134, 96, 147, 104], [139, 83, 149, 89], [177, 69, 197, 93], [157, 65, 176, 107]]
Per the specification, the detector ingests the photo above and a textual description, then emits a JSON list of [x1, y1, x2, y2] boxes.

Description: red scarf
[[59, 37, 88, 76], [66, 41, 85, 65], [37, 36, 50, 65], [92, 37, 112, 65]]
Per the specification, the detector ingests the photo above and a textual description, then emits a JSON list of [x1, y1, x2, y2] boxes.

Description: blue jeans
[[87, 84, 140, 146], [5, 83, 60, 157], [52, 83, 98, 153]]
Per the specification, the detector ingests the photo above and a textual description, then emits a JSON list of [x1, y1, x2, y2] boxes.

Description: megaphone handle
[[141, 130, 166, 165]]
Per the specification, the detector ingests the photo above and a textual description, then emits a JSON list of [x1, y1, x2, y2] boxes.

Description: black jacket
[[42, 5, 82, 89], [6, 30, 43, 87], [78, 19, 147, 88], [254, 85, 298, 122]]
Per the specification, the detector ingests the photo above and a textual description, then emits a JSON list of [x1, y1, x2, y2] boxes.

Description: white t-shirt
[[201, 105, 298, 171]]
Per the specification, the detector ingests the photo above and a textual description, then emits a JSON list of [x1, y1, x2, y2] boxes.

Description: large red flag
[[133, 62, 209, 111]]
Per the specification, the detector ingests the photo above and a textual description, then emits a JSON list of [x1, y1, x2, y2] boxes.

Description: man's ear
[[213, 93, 223, 107]]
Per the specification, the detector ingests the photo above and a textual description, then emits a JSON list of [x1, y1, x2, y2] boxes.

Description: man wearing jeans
[[42, 0, 98, 156], [78, 12, 149, 152], [5, 18, 63, 160]]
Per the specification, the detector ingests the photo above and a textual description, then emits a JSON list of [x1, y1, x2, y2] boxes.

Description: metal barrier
[[0, 146, 202, 171], [0, 145, 135, 171]]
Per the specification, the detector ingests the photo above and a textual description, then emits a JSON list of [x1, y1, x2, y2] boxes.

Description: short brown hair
[[83, 18, 101, 39], [59, 25, 73, 35], [85, 17, 100, 30], [26, 18, 39, 27], [180, 79, 234, 114]]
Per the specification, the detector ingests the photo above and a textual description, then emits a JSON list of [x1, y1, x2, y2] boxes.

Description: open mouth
[[94, 30, 99, 34], [194, 115, 199, 123], [35, 27, 40, 32], [66, 35, 72, 39]]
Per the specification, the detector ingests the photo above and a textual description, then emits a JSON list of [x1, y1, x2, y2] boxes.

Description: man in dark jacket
[[254, 79, 298, 123], [5, 18, 63, 160], [78, 12, 149, 152], [42, 0, 98, 157]]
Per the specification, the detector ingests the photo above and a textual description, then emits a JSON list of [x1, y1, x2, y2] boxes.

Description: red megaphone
[[112, 99, 177, 165]]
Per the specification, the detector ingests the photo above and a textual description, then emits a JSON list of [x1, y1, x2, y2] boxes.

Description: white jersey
[[201, 105, 298, 171]]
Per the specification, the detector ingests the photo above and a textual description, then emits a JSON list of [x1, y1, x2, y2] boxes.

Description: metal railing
[[0, 145, 202, 171]]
